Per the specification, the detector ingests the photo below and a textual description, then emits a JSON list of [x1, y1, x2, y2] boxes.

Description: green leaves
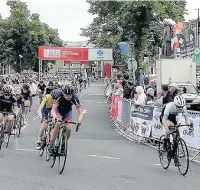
[[0, 0, 63, 72], [81, 1, 186, 79]]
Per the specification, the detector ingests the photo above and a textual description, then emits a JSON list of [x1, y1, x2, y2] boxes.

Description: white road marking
[[88, 154, 121, 160], [153, 163, 176, 168], [83, 110, 89, 114], [33, 116, 39, 120], [21, 124, 28, 131], [15, 148, 37, 152]]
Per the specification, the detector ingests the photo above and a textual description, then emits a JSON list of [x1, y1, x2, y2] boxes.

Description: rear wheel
[[158, 135, 171, 169], [45, 130, 51, 161], [0, 124, 4, 151]]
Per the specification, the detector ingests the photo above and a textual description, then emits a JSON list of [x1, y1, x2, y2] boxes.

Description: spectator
[[161, 84, 174, 105], [168, 83, 179, 97], [146, 88, 155, 105], [133, 86, 147, 105], [121, 73, 133, 99]]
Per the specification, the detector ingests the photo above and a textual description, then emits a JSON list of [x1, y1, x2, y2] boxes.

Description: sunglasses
[[4, 93, 11, 96]]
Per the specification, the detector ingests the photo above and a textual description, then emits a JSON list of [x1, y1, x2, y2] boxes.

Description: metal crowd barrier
[[105, 84, 200, 163]]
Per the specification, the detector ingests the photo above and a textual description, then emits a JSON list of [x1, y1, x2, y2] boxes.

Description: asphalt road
[[0, 84, 200, 190]]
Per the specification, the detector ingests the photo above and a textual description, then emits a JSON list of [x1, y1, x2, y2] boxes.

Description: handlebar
[[57, 120, 80, 132]]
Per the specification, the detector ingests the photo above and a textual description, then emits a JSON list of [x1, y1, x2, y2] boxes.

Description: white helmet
[[174, 95, 186, 107]]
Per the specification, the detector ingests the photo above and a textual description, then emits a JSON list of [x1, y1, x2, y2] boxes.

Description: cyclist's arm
[[37, 97, 46, 118], [73, 94, 83, 123], [162, 104, 171, 131], [51, 100, 58, 118]]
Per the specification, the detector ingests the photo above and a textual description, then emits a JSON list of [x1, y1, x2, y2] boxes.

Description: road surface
[[0, 84, 200, 190]]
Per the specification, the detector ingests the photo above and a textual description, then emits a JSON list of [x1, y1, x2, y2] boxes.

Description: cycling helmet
[[2, 85, 12, 94], [48, 81, 54, 86], [50, 89, 61, 99], [22, 83, 29, 90], [62, 85, 74, 95], [174, 95, 186, 107]]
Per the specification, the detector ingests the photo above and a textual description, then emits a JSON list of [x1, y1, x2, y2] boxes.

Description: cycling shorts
[[41, 107, 51, 116], [56, 109, 72, 122]]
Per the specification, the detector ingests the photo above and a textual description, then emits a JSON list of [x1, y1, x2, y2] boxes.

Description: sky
[[0, 0, 199, 42]]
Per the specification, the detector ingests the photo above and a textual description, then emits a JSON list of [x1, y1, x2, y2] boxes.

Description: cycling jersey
[[0, 95, 17, 112], [160, 102, 188, 125], [40, 94, 53, 109], [38, 84, 46, 92], [21, 89, 31, 100], [54, 93, 81, 118]]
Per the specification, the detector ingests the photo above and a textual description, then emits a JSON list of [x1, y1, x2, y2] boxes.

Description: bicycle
[[0, 111, 16, 149], [158, 124, 191, 176], [38, 115, 53, 162], [50, 120, 80, 174]]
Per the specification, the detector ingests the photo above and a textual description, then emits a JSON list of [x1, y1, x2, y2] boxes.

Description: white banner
[[129, 104, 154, 138], [88, 48, 113, 61]]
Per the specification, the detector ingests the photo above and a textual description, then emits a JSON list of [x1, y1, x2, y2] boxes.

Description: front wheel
[[158, 135, 171, 169], [58, 134, 68, 174], [176, 138, 189, 176]]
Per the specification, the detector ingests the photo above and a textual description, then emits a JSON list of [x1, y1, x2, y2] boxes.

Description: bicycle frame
[[168, 124, 191, 157]]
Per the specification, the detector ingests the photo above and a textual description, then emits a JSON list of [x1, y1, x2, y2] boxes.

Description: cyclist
[[160, 95, 191, 154], [37, 80, 46, 102], [45, 81, 54, 95], [21, 84, 32, 124], [36, 87, 54, 150], [48, 85, 83, 155], [0, 85, 17, 142], [14, 88, 25, 127]]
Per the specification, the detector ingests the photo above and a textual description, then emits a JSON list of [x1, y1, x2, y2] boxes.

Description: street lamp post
[[19, 54, 23, 74], [195, 9, 200, 47]]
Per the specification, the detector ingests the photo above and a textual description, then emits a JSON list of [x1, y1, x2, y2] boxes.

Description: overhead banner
[[38, 47, 88, 61], [64, 60, 88, 64], [88, 48, 113, 61]]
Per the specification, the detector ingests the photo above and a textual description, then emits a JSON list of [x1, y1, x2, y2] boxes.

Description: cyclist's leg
[[48, 110, 62, 152], [36, 107, 49, 149], [63, 111, 72, 139], [162, 119, 174, 151], [24, 100, 30, 123]]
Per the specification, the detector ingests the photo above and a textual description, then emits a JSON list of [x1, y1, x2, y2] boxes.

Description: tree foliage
[[81, 0, 186, 80], [0, 0, 63, 72]]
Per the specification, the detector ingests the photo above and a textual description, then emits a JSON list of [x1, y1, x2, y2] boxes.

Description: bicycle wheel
[[158, 135, 171, 169], [18, 114, 24, 137], [176, 138, 189, 176], [0, 124, 4, 151], [57, 134, 68, 174], [45, 129, 51, 161], [38, 138, 46, 156]]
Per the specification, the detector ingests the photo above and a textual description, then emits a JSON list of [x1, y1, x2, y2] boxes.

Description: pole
[[20, 58, 21, 74], [198, 9, 199, 47]]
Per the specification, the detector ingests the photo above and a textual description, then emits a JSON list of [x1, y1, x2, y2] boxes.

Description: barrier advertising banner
[[130, 103, 154, 137], [111, 95, 122, 123]]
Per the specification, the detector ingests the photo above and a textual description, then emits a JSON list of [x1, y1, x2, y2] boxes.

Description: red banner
[[64, 60, 88, 64], [38, 46, 88, 61], [111, 95, 119, 120], [104, 63, 111, 78]]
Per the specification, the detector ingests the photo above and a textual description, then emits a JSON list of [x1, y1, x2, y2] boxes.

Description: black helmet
[[2, 85, 12, 94], [22, 84, 29, 90], [62, 85, 74, 95], [48, 81, 54, 86]]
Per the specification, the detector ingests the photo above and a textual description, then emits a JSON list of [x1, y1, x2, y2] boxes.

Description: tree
[[0, 0, 63, 73], [81, 1, 186, 81]]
